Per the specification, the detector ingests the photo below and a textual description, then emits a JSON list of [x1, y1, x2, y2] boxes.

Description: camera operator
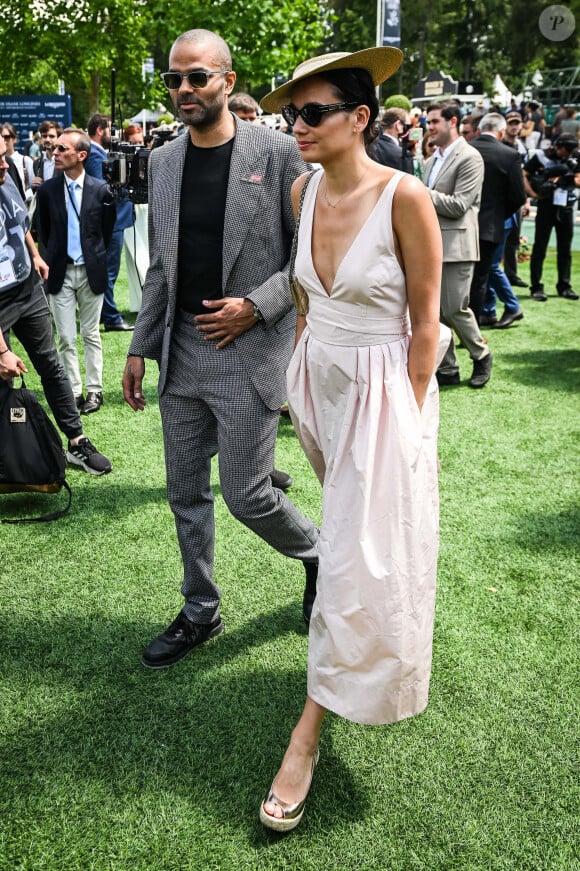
[[121, 125, 149, 312], [524, 133, 580, 301], [370, 108, 414, 174]]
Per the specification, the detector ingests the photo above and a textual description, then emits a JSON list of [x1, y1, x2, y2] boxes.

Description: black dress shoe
[[531, 289, 548, 301], [436, 371, 460, 387], [492, 309, 524, 329], [479, 314, 498, 327], [509, 276, 528, 288], [558, 289, 579, 300], [104, 319, 134, 332], [74, 394, 85, 409], [469, 353, 492, 388], [142, 612, 224, 669], [80, 391, 103, 415], [270, 469, 293, 491], [302, 560, 318, 625]]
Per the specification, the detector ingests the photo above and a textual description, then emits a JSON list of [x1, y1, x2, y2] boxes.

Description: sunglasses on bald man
[[160, 69, 230, 90]]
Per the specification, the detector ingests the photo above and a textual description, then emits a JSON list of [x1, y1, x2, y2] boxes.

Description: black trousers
[[530, 202, 574, 293], [469, 240, 496, 323], [0, 282, 82, 440]]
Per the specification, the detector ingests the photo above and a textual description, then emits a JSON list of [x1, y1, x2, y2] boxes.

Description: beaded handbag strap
[[288, 170, 317, 292]]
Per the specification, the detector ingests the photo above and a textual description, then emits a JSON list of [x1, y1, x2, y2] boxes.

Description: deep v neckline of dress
[[310, 174, 396, 298]]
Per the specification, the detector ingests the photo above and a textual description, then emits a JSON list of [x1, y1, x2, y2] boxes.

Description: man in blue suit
[[85, 114, 135, 332]]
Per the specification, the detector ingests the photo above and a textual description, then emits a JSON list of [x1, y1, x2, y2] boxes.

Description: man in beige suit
[[424, 101, 492, 388]]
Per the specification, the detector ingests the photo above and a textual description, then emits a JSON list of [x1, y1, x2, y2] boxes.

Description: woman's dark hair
[[317, 68, 380, 148]]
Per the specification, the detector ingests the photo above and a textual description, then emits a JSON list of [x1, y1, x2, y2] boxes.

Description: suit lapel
[[222, 118, 270, 292], [56, 175, 68, 239], [431, 139, 465, 189], [160, 134, 188, 300]]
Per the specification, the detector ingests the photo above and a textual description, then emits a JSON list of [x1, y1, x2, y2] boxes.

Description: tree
[[0, 0, 330, 123], [1, 0, 578, 123], [0, 0, 154, 122], [384, 94, 412, 110]]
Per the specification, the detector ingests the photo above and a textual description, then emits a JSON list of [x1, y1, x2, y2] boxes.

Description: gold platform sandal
[[259, 749, 320, 832]]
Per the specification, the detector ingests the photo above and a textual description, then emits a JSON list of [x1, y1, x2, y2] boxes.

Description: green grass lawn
[[0, 251, 578, 870]]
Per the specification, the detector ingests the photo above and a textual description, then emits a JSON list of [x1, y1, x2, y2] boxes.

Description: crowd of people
[[371, 98, 580, 309], [1, 30, 578, 834]]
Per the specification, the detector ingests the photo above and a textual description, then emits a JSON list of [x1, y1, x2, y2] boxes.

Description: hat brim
[[260, 47, 403, 114]]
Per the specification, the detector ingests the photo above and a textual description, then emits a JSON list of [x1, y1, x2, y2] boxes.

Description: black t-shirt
[[176, 137, 234, 314]]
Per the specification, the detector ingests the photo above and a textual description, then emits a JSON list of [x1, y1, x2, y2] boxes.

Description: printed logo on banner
[[382, 0, 401, 47]]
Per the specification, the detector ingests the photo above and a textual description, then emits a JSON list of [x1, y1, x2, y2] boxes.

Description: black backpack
[[0, 379, 72, 523]]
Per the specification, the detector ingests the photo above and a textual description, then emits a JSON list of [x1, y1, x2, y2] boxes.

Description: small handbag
[[288, 170, 318, 316]]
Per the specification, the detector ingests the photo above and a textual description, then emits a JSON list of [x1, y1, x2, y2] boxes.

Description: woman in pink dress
[[259, 48, 448, 832]]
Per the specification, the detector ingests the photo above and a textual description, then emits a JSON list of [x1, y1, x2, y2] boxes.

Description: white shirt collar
[[433, 135, 463, 162], [64, 170, 85, 189]]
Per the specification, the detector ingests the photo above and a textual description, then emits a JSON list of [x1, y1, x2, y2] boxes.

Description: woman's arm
[[393, 175, 443, 410]]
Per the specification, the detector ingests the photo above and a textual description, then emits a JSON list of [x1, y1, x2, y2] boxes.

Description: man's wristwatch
[[250, 302, 263, 321]]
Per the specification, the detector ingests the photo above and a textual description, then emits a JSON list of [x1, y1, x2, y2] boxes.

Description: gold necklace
[[323, 167, 369, 209]]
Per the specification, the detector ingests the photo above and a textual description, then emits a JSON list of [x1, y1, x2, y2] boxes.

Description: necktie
[[67, 181, 83, 263]]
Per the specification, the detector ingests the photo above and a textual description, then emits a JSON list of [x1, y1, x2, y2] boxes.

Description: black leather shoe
[[558, 289, 579, 300], [492, 309, 524, 329], [104, 319, 134, 331], [436, 371, 460, 386], [469, 353, 492, 388], [270, 469, 293, 491], [509, 276, 528, 288], [479, 314, 498, 327], [142, 612, 224, 669], [80, 391, 103, 415], [302, 560, 318, 625], [531, 289, 548, 301], [74, 394, 85, 409]]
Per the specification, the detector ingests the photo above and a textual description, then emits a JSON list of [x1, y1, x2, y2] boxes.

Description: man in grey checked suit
[[122, 29, 319, 668], [424, 101, 492, 388]]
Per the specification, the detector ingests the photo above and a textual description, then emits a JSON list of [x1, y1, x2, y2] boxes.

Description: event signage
[[0, 95, 72, 152], [382, 0, 401, 47]]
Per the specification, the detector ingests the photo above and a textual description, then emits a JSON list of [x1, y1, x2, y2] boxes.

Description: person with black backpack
[[0, 135, 111, 476]]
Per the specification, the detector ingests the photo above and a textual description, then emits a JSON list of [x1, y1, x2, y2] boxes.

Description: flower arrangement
[[518, 235, 531, 262]]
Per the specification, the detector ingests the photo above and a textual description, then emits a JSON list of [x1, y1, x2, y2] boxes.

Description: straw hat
[[260, 47, 404, 113]]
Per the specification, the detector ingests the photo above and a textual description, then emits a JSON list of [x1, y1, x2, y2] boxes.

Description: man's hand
[[0, 350, 28, 381], [195, 297, 259, 349], [32, 252, 49, 281], [122, 355, 146, 410]]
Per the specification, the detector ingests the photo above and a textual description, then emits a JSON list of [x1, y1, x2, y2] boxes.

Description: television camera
[[529, 146, 580, 201], [102, 69, 178, 204]]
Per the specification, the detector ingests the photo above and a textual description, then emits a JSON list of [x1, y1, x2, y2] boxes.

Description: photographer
[[524, 133, 580, 301], [370, 108, 414, 173]]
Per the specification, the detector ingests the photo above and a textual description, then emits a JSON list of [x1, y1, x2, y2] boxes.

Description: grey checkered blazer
[[129, 115, 305, 410]]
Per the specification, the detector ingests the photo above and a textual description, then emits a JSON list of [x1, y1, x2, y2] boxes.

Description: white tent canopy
[[128, 106, 174, 126], [492, 75, 513, 108]]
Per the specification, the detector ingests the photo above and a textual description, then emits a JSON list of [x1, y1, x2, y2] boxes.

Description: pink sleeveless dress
[[287, 170, 449, 725]]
